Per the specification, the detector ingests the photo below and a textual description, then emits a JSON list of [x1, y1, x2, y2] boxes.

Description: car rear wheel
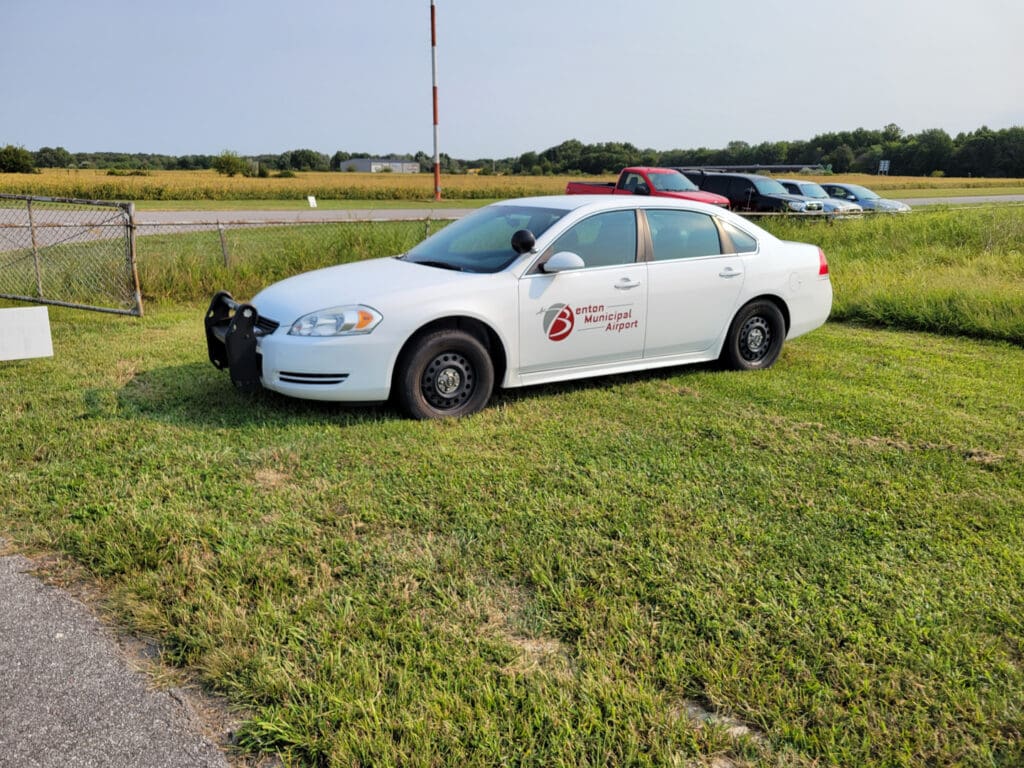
[[395, 330, 494, 419], [720, 300, 785, 370]]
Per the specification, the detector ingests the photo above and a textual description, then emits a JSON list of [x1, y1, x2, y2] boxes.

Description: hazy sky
[[2, 0, 1021, 158]]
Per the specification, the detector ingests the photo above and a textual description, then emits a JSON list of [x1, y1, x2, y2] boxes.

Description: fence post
[[125, 202, 144, 317], [27, 199, 43, 298], [218, 221, 230, 268]]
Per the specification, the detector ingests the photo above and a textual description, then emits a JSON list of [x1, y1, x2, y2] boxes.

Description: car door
[[823, 184, 853, 202], [517, 209, 647, 375], [728, 178, 759, 211], [642, 209, 747, 357]]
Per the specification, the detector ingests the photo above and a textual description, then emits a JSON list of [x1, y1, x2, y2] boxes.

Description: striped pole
[[430, 0, 441, 201]]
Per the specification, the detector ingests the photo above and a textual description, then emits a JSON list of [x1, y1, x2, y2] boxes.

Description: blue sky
[[2, 0, 1021, 158]]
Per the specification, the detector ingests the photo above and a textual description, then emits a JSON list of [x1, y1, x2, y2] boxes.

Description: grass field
[[2, 168, 1023, 203], [2, 208, 1023, 766]]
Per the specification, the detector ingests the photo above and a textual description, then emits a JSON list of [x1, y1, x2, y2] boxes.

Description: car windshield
[[797, 182, 829, 199], [842, 184, 880, 200], [753, 178, 788, 195], [648, 171, 699, 192], [404, 205, 567, 273]]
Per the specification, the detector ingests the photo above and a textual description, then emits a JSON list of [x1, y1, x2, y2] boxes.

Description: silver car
[[778, 179, 863, 216], [819, 182, 912, 213]]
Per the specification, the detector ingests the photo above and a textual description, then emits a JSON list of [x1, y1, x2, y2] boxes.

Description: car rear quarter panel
[[741, 240, 832, 339]]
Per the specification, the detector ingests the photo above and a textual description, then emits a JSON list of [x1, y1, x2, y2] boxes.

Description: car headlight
[[787, 201, 807, 212], [289, 305, 382, 336]]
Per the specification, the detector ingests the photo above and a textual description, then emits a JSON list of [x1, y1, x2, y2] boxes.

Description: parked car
[[677, 170, 825, 214], [778, 179, 863, 216], [818, 182, 912, 213], [206, 196, 832, 419], [566, 166, 730, 207]]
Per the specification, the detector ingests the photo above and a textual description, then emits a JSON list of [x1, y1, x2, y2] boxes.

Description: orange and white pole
[[430, 0, 441, 201]]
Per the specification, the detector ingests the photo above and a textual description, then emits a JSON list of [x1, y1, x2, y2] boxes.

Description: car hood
[[658, 190, 731, 206], [873, 198, 912, 212], [773, 192, 815, 204], [252, 256, 481, 324], [823, 199, 863, 212]]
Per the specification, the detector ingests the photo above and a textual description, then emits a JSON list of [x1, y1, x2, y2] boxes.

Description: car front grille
[[256, 317, 280, 335], [278, 371, 350, 386]]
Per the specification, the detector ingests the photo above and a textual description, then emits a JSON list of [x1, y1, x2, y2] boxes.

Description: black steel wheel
[[720, 300, 786, 371], [395, 330, 494, 419]]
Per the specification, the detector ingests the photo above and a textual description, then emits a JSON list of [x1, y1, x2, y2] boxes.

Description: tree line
[[2, 124, 1023, 177]]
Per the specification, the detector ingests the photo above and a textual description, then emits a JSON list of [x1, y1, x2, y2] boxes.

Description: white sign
[[0, 306, 54, 361], [307, 196, 317, 208]]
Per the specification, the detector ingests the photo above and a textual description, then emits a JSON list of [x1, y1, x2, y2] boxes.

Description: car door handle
[[719, 267, 743, 278], [615, 278, 641, 290]]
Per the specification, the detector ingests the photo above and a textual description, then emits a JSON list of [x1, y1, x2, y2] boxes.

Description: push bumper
[[205, 291, 277, 394]]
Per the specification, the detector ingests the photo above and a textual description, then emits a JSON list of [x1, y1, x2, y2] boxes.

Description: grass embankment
[[2, 168, 1023, 203], [2, 209, 1023, 767], [762, 207, 1024, 344], [131, 207, 1024, 345]]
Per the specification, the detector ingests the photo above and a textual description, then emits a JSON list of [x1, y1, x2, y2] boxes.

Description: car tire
[[720, 300, 786, 371], [395, 329, 495, 419]]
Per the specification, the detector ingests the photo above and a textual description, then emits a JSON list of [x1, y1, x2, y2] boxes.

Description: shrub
[[212, 150, 250, 177], [0, 144, 37, 173]]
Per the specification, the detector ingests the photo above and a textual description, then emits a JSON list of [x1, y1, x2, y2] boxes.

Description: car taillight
[[818, 248, 829, 276]]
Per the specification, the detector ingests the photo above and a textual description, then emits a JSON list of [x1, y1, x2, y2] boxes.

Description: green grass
[[2, 209, 1024, 767], [762, 206, 1024, 344]]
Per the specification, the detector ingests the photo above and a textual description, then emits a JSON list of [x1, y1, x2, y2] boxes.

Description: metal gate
[[0, 194, 143, 316]]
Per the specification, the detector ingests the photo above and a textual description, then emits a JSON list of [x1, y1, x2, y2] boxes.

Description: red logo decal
[[543, 304, 575, 341]]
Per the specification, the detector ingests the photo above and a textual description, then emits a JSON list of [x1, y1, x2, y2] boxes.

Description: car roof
[[693, 171, 774, 182], [489, 194, 741, 218]]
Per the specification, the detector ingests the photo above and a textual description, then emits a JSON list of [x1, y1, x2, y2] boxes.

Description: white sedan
[[205, 196, 832, 419]]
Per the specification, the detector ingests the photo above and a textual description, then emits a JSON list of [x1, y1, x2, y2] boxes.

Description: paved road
[[895, 194, 1024, 206], [130, 194, 1024, 227], [134, 208, 475, 225], [0, 549, 229, 768]]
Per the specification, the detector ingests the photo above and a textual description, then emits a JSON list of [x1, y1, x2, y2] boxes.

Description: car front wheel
[[395, 330, 495, 419], [720, 300, 786, 370]]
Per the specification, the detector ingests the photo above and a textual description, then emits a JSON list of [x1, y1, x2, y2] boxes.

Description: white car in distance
[[206, 196, 833, 419], [778, 179, 864, 216]]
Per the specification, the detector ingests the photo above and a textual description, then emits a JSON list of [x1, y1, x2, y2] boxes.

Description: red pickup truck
[[566, 167, 730, 207]]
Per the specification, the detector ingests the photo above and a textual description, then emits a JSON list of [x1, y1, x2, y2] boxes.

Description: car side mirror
[[634, 183, 650, 196], [543, 251, 586, 273], [511, 229, 536, 254]]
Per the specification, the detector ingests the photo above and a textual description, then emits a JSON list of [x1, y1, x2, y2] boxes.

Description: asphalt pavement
[[0, 547, 229, 768]]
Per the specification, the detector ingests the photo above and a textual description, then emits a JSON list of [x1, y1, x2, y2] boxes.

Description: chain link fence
[[134, 214, 448, 268], [0, 194, 143, 315], [131, 214, 460, 303], [0, 198, 462, 314]]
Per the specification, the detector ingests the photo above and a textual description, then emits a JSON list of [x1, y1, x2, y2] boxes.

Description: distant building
[[339, 158, 420, 173]]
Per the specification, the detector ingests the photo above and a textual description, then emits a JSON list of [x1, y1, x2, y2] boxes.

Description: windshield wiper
[[410, 259, 464, 271]]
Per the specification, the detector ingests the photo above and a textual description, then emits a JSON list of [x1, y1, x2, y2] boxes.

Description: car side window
[[720, 221, 758, 254], [549, 210, 638, 268], [732, 180, 756, 200], [702, 176, 728, 195], [617, 173, 642, 193], [647, 210, 722, 260]]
